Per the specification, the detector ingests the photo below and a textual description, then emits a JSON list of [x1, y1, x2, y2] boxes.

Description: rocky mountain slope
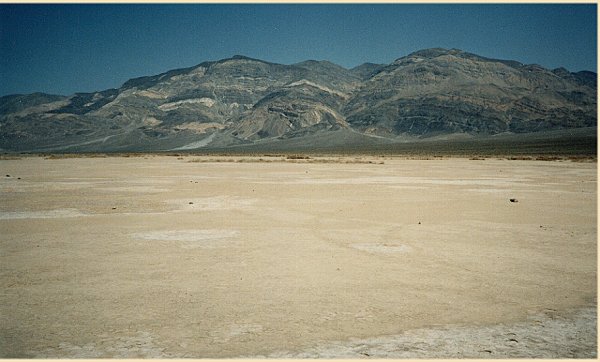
[[0, 49, 596, 152]]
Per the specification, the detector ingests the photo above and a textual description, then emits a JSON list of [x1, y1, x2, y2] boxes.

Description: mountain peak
[[231, 54, 253, 60], [218, 55, 267, 64], [405, 48, 463, 59], [396, 48, 528, 70], [216, 54, 281, 66]]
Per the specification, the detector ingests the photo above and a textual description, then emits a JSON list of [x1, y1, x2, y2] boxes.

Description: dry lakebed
[[0, 155, 596, 358]]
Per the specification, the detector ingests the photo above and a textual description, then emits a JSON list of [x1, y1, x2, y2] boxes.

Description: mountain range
[[0, 48, 596, 153]]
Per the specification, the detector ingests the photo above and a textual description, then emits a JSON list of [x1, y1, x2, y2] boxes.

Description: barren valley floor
[[0, 155, 596, 358]]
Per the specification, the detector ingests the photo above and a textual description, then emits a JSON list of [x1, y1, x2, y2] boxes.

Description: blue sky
[[0, 4, 597, 96]]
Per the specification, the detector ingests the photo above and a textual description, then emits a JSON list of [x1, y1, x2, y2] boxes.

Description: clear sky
[[0, 4, 597, 96]]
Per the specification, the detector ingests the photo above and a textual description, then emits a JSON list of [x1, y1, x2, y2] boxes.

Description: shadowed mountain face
[[0, 49, 596, 152], [344, 49, 597, 137]]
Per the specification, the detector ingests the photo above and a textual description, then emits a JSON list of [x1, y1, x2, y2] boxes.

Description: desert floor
[[0, 155, 596, 358]]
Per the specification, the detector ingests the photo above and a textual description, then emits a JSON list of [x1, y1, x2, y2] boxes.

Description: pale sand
[[0, 155, 596, 358]]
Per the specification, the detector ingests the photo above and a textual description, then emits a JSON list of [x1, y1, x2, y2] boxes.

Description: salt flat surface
[[0, 156, 596, 358], [0, 208, 87, 219], [132, 229, 239, 249], [100, 186, 169, 193], [350, 243, 412, 254], [166, 196, 257, 210], [257, 307, 596, 359]]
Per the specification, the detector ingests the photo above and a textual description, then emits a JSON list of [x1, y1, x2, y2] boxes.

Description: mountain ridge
[[0, 48, 596, 152]]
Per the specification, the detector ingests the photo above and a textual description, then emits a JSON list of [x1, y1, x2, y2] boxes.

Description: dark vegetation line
[[2, 133, 596, 161]]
